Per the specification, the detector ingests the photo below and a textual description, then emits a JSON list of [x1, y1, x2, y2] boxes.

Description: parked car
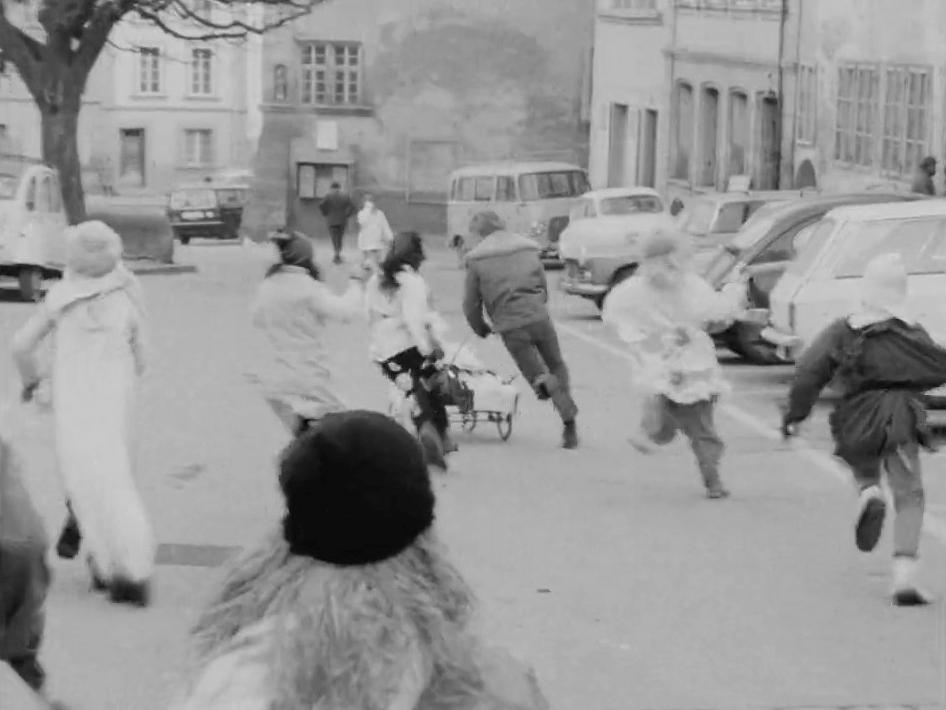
[[559, 187, 675, 307], [702, 192, 926, 364], [559, 189, 801, 311], [167, 182, 248, 244], [761, 199, 946, 415], [0, 156, 68, 301], [447, 161, 591, 266]]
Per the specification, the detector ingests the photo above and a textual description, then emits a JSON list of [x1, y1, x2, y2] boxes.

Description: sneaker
[[892, 556, 932, 607], [855, 485, 887, 553], [706, 483, 730, 499], [418, 422, 447, 472], [562, 420, 578, 449]]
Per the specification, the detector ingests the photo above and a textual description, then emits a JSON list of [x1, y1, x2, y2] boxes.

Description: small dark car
[[167, 182, 248, 244]]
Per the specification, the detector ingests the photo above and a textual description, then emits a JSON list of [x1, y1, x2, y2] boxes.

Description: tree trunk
[[41, 97, 86, 225]]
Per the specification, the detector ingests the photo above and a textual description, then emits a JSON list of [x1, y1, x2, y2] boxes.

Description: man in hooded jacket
[[462, 211, 578, 449]]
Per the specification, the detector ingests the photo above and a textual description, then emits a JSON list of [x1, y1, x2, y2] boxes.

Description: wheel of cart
[[495, 412, 513, 441], [461, 410, 478, 432]]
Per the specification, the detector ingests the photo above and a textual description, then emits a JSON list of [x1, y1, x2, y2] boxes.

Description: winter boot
[[562, 420, 579, 449], [891, 556, 932, 606], [855, 485, 887, 553], [56, 508, 81, 560], [418, 421, 447, 472], [109, 578, 151, 608], [705, 482, 731, 500]]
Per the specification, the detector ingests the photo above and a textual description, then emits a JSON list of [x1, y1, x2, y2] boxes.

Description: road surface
[[1, 239, 945, 710]]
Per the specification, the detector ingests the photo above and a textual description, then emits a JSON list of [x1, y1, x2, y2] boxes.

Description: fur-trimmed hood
[[464, 231, 539, 263]]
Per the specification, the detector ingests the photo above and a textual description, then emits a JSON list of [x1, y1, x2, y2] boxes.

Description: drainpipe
[[667, 0, 682, 194], [789, 0, 803, 189], [775, 0, 788, 188]]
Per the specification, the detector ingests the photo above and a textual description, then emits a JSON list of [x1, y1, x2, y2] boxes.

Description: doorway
[[699, 87, 719, 188], [119, 128, 145, 187], [756, 95, 780, 189], [608, 103, 629, 187], [637, 109, 657, 188]]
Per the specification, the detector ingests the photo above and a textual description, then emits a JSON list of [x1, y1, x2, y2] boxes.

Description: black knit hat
[[279, 410, 436, 566]]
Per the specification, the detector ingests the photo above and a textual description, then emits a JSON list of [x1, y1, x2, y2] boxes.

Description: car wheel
[[593, 293, 607, 310], [597, 265, 638, 311], [18, 267, 43, 302], [179, 235, 191, 245], [731, 322, 788, 366]]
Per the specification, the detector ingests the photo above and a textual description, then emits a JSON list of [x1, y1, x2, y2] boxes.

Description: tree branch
[[135, 0, 323, 42], [73, 0, 130, 78], [0, 7, 44, 92]]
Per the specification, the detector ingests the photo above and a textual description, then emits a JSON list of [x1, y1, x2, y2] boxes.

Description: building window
[[882, 66, 931, 176], [728, 91, 749, 176], [138, 47, 161, 94], [273, 64, 288, 102], [301, 42, 362, 106], [835, 64, 878, 167], [796, 64, 817, 144], [184, 129, 213, 167], [190, 49, 213, 96], [607, 0, 656, 10], [671, 82, 694, 180]]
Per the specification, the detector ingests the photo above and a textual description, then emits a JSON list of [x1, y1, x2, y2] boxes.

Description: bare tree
[[0, 0, 321, 223]]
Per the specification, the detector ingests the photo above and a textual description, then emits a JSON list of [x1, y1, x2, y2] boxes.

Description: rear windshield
[[170, 189, 216, 209], [518, 171, 590, 201], [679, 199, 715, 236], [0, 174, 18, 199], [832, 216, 946, 277], [599, 194, 663, 215], [216, 188, 244, 206]]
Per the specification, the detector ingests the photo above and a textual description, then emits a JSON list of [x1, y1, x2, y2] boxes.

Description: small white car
[[762, 199, 946, 417], [0, 159, 68, 301]]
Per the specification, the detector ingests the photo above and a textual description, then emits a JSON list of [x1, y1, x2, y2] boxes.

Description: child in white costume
[[13, 221, 154, 606], [602, 229, 747, 499]]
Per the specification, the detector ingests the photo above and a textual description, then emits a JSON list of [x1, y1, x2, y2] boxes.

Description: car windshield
[[786, 218, 837, 276], [170, 189, 216, 209], [832, 217, 946, 277], [0, 174, 18, 199], [729, 214, 778, 252], [518, 171, 590, 201], [679, 199, 715, 236], [599, 194, 663, 215]]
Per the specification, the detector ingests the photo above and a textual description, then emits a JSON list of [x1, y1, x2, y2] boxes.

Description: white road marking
[[557, 321, 946, 547]]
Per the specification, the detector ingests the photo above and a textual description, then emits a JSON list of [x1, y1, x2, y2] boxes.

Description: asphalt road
[[2, 238, 946, 710]]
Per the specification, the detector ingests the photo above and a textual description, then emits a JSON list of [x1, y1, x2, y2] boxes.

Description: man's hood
[[465, 231, 540, 262]]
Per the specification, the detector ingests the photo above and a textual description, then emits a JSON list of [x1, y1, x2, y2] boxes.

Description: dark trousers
[[328, 225, 346, 257], [380, 347, 449, 435], [500, 318, 578, 422], [0, 544, 49, 692], [643, 395, 724, 488]]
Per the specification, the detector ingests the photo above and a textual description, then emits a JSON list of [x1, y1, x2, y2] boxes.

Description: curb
[[124, 261, 199, 275]]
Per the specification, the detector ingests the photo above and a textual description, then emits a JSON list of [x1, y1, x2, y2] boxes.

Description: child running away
[[781, 253, 946, 606], [169, 410, 549, 710], [602, 229, 747, 499]]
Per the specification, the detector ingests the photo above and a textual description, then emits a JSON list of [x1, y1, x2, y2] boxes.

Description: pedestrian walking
[[602, 229, 746, 499], [0, 433, 49, 693], [356, 192, 393, 276], [250, 231, 363, 436], [319, 182, 356, 264], [781, 252, 946, 606], [169, 411, 549, 710], [463, 211, 579, 449], [12, 221, 154, 606], [366, 231, 453, 471], [910, 156, 936, 196]]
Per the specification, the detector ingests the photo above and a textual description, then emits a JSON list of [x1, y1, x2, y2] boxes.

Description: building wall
[[97, 14, 253, 195], [791, 0, 946, 193], [248, 0, 594, 239], [588, 1, 672, 191]]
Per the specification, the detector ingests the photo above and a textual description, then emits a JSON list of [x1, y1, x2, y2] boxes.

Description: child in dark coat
[[782, 253, 946, 606]]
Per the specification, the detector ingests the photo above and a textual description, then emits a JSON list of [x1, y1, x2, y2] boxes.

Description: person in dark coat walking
[[463, 211, 578, 449], [318, 182, 356, 264], [910, 156, 936, 196], [781, 253, 946, 606]]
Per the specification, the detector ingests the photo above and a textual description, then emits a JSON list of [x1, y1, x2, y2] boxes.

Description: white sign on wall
[[316, 120, 338, 150]]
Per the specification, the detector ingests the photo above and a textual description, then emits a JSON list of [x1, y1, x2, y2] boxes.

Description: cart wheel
[[497, 414, 513, 441], [462, 412, 477, 432]]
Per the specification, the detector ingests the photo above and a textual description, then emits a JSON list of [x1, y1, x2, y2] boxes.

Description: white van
[[447, 161, 591, 264], [0, 158, 68, 300]]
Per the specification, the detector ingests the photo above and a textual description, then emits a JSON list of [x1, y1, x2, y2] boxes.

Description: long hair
[[379, 231, 424, 293], [186, 529, 483, 709]]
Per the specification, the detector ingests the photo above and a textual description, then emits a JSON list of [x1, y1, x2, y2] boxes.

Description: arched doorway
[[795, 159, 817, 189]]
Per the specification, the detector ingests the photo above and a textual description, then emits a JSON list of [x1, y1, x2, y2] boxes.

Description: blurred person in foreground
[[170, 410, 549, 710], [12, 221, 154, 606], [602, 229, 747, 499], [463, 211, 579, 449], [781, 252, 946, 606], [251, 230, 363, 436]]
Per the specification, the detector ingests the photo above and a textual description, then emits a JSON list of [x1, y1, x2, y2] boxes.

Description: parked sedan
[[702, 191, 925, 364]]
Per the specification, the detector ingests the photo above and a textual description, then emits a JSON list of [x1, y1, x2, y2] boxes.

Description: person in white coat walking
[[356, 193, 394, 276], [251, 232, 363, 436], [12, 221, 154, 606]]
